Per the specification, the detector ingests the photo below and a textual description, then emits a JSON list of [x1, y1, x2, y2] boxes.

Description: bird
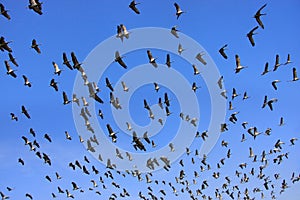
[[63, 91, 71, 105], [22, 75, 32, 87], [165, 53, 172, 67], [8, 53, 19, 67], [0, 36, 12, 52], [171, 26, 179, 38], [279, 117, 285, 126], [235, 54, 247, 73], [44, 133, 52, 142], [25, 193, 33, 200], [129, 0, 140, 14], [247, 26, 259, 46], [232, 88, 239, 100], [254, 4, 267, 29], [283, 54, 292, 65], [192, 82, 200, 92], [106, 124, 117, 143], [18, 158, 25, 165], [21, 105, 31, 119], [120, 24, 130, 39], [154, 82, 160, 92], [62, 52, 73, 70], [105, 77, 114, 91], [271, 80, 280, 90], [164, 92, 170, 106], [273, 54, 281, 71], [65, 131, 72, 140], [262, 96, 278, 111], [261, 62, 270, 75], [291, 67, 299, 81], [174, 3, 185, 19], [4, 60, 17, 78], [50, 79, 58, 91], [52, 61, 62, 75], [31, 39, 41, 54], [115, 51, 127, 69], [192, 64, 200, 75], [219, 44, 228, 59], [71, 52, 82, 70], [177, 43, 185, 55], [0, 4, 10, 20], [196, 52, 207, 65], [147, 50, 157, 67], [28, 0, 43, 15]]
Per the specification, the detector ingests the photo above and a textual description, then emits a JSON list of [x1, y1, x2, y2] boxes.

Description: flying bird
[[8, 53, 19, 67], [247, 26, 259, 47], [0, 36, 12, 52], [22, 75, 32, 87], [28, 0, 43, 15], [63, 91, 71, 105], [261, 62, 270, 75], [50, 79, 58, 91], [235, 54, 247, 73], [165, 53, 172, 67], [121, 81, 129, 92], [0, 4, 10, 20], [196, 52, 207, 65], [219, 44, 228, 59], [31, 39, 41, 54], [174, 3, 185, 19], [291, 67, 299, 81], [115, 51, 127, 69], [171, 26, 179, 38], [62, 52, 73, 70], [147, 50, 157, 67], [254, 4, 267, 29], [271, 80, 280, 90], [106, 124, 117, 143], [273, 54, 281, 71], [105, 77, 114, 91], [5, 60, 17, 78], [21, 105, 31, 119], [129, 1, 140, 14]]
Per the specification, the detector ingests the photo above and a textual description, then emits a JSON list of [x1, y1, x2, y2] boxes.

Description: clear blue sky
[[0, 0, 300, 199]]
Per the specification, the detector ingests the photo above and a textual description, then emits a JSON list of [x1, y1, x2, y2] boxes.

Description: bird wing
[[22, 106, 31, 119], [63, 92, 69, 103], [143, 132, 151, 144], [147, 50, 153, 61], [235, 55, 241, 67]]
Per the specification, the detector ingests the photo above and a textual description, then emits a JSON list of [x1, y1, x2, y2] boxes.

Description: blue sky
[[0, 0, 300, 199]]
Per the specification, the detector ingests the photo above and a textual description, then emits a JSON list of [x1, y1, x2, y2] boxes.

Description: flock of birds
[[1, 1, 299, 200]]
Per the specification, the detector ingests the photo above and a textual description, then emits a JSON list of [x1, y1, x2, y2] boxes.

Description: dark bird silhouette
[[87, 83, 104, 104], [0, 36, 12, 52], [273, 54, 281, 71], [18, 158, 25, 165], [0, 4, 10, 20], [44, 133, 52, 142], [50, 79, 58, 91], [31, 39, 41, 54], [8, 53, 18, 67], [219, 44, 228, 59], [129, 1, 140, 14], [164, 92, 170, 106], [28, 0, 43, 15], [174, 3, 185, 19], [247, 26, 259, 47], [5, 60, 17, 78], [25, 193, 33, 200], [105, 77, 114, 92], [63, 91, 71, 105], [106, 124, 117, 143], [115, 51, 127, 69], [71, 52, 82, 70], [261, 62, 270, 75], [254, 4, 267, 29], [291, 67, 299, 81], [22, 75, 32, 87], [62, 52, 73, 70], [166, 53, 172, 67], [21, 105, 31, 119], [171, 26, 179, 38]]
